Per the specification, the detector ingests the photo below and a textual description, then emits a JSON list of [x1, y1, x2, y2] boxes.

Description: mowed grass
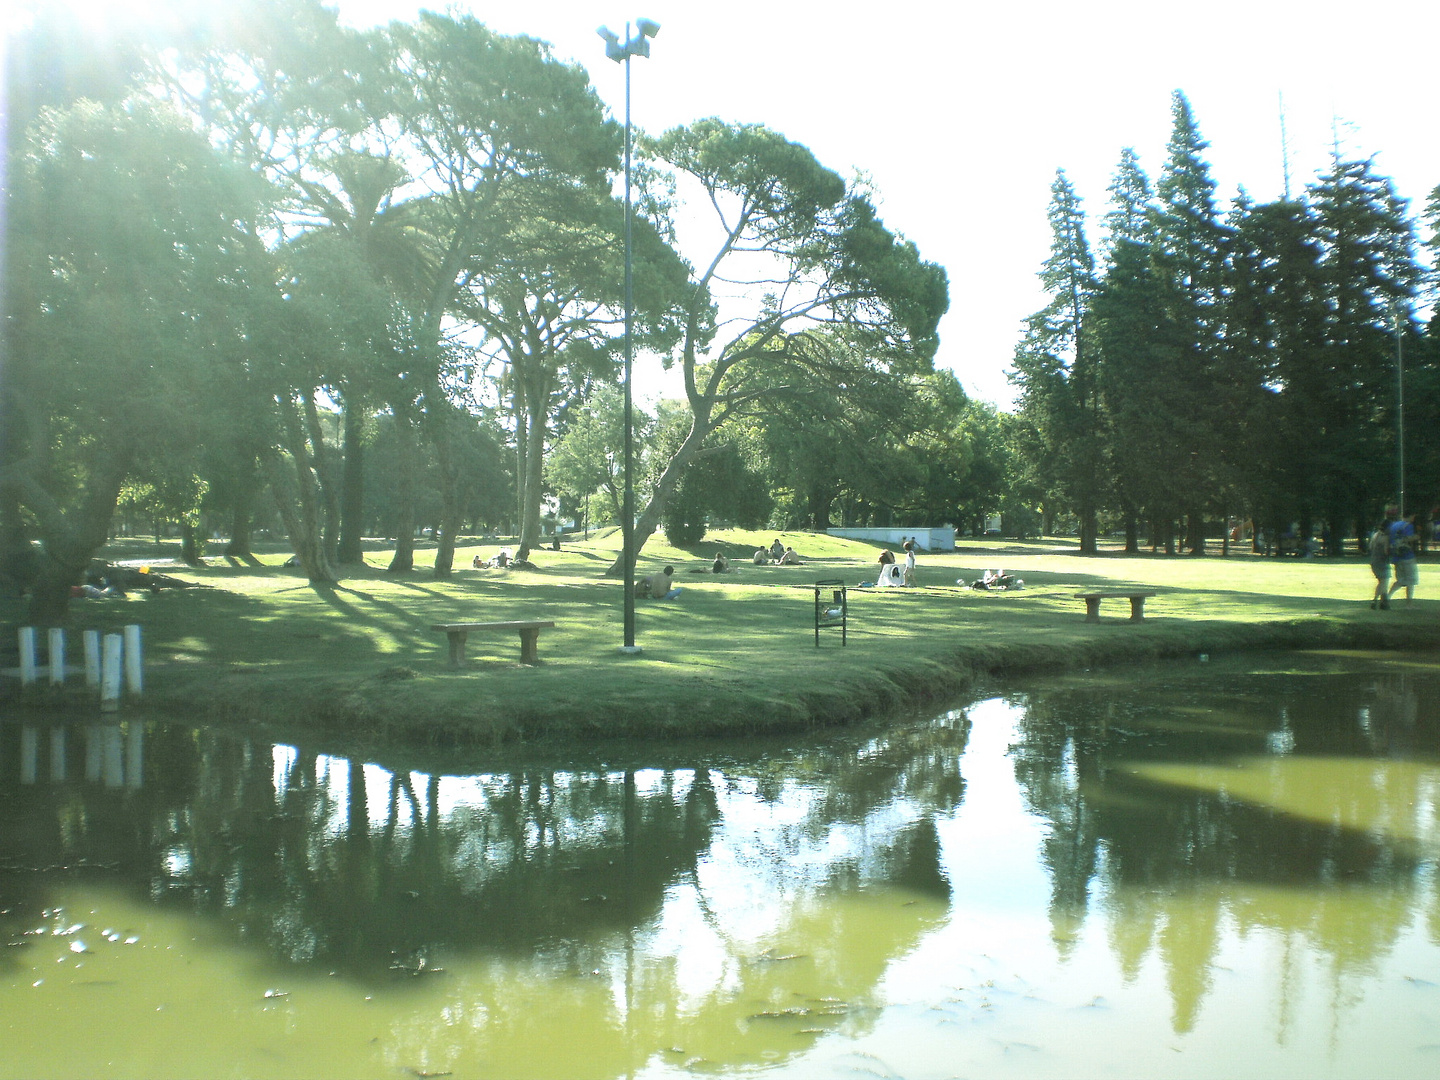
[[5, 529, 1433, 745]]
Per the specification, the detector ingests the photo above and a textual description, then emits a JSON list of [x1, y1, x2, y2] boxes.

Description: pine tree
[[1307, 155, 1423, 528], [1148, 91, 1232, 553], [1011, 170, 1104, 551]]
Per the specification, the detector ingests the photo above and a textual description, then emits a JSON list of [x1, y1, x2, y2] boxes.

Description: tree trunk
[[20, 450, 133, 625], [514, 404, 528, 541], [518, 389, 548, 553], [336, 403, 366, 565], [1186, 510, 1205, 555], [432, 435, 460, 578], [302, 391, 342, 563], [223, 462, 258, 561], [1078, 498, 1097, 554], [180, 521, 203, 566], [387, 414, 418, 573], [603, 410, 712, 577], [265, 404, 338, 584], [0, 486, 38, 599]]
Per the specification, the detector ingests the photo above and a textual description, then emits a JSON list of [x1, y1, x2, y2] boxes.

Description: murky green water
[[3, 650, 1439, 1079]]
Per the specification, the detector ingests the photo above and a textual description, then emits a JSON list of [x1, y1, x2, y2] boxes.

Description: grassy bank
[[3, 530, 1434, 744]]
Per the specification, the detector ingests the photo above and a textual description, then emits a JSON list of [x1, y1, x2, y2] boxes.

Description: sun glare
[[9, 0, 171, 35]]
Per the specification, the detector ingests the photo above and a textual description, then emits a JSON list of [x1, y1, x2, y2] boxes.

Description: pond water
[[2, 650, 1439, 1079]]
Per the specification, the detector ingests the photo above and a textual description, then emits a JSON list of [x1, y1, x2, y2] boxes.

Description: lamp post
[[598, 18, 658, 654], [1395, 300, 1405, 517]]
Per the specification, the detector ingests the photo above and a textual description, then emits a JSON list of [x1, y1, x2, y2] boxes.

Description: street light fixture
[[598, 18, 658, 655]]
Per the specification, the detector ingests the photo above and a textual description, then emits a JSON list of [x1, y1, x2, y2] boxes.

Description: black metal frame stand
[[813, 579, 847, 646]]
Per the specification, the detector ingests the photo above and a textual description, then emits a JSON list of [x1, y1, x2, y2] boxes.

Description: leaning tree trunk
[[603, 412, 712, 577]]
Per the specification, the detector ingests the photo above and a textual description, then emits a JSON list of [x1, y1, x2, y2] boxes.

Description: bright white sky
[[343, 2, 1439, 409]]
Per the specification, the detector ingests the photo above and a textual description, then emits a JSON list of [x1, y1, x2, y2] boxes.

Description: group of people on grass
[[751, 538, 804, 566], [1369, 509, 1421, 608]]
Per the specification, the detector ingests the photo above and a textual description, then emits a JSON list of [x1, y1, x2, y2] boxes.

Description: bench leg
[[517, 627, 541, 664], [446, 630, 468, 667], [1128, 597, 1147, 621], [1084, 597, 1101, 622]]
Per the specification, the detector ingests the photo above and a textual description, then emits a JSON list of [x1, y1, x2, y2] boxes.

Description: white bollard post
[[19, 627, 38, 687], [101, 633, 123, 711], [84, 630, 101, 687], [123, 624, 143, 695], [48, 628, 66, 687]]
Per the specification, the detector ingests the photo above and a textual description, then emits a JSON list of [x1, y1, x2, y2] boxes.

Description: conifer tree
[[1148, 91, 1232, 553], [1011, 170, 1104, 551], [1307, 155, 1423, 529]]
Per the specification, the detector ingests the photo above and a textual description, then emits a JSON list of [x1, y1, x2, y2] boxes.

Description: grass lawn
[[3, 529, 1433, 746]]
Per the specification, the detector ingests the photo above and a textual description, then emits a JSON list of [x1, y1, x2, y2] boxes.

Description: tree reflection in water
[[0, 708, 965, 1074], [2, 655, 1437, 1076], [1005, 655, 1439, 1033]]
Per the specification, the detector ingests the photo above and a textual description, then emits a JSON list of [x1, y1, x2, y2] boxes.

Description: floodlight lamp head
[[636, 18, 660, 39], [597, 26, 625, 62]]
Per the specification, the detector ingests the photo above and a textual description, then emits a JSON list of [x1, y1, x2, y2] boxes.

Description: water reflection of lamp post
[[598, 19, 659, 654]]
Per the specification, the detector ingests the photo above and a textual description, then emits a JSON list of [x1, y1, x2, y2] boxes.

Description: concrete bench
[[1075, 592, 1157, 623], [431, 620, 556, 666]]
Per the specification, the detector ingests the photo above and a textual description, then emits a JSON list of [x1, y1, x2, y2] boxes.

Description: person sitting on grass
[[752, 548, 768, 565], [769, 538, 785, 562], [713, 552, 730, 574], [779, 546, 804, 566], [637, 566, 680, 599]]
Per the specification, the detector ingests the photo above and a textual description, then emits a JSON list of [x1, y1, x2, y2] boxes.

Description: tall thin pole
[[599, 20, 655, 654], [621, 27, 637, 651], [1396, 302, 1405, 516]]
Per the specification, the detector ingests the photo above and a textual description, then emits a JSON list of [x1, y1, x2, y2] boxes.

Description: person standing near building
[[1388, 511, 1419, 605]]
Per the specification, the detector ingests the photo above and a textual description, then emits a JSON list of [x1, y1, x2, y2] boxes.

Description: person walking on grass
[[1368, 521, 1391, 608], [1388, 511, 1419, 605]]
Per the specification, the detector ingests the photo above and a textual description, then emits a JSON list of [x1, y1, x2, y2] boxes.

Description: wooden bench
[[431, 620, 556, 666], [1075, 592, 1157, 623]]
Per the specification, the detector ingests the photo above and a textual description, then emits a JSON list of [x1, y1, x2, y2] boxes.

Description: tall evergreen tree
[[1011, 170, 1104, 551], [1307, 155, 1423, 527], [1148, 91, 1232, 553], [1091, 148, 1167, 551]]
